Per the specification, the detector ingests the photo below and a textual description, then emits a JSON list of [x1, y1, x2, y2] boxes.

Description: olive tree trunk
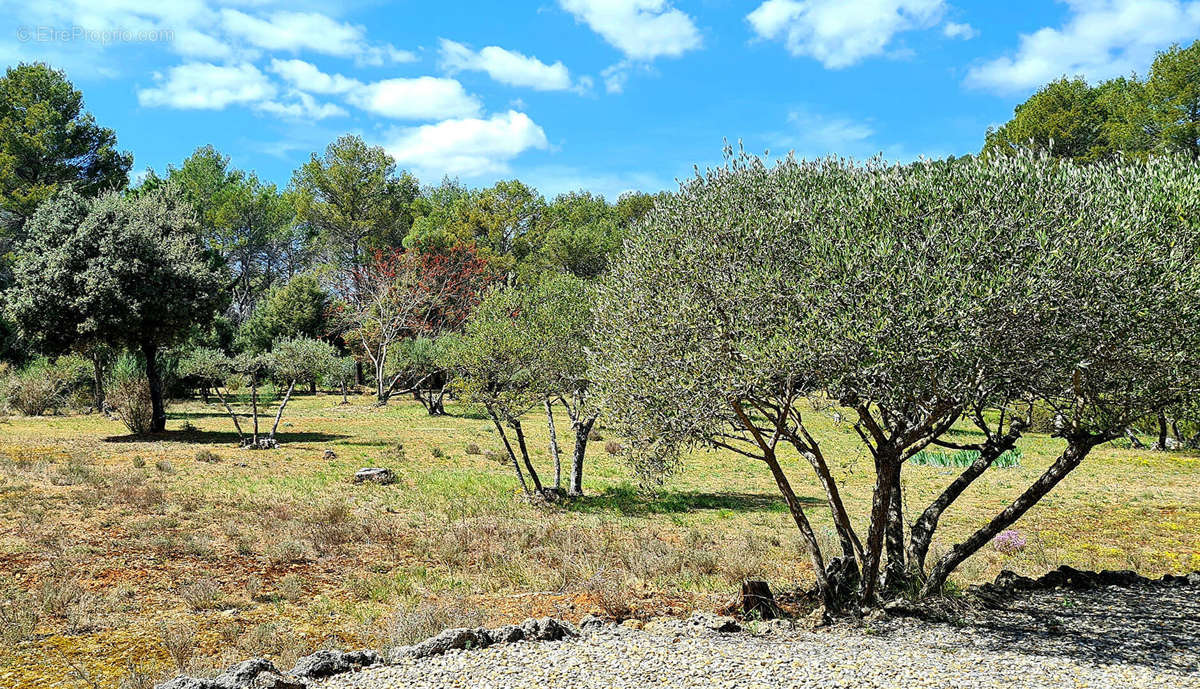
[[920, 434, 1111, 596], [568, 414, 597, 497]]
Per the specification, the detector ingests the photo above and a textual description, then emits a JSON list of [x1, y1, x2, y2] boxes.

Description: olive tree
[[592, 147, 1200, 608], [181, 336, 334, 447], [447, 273, 599, 497]]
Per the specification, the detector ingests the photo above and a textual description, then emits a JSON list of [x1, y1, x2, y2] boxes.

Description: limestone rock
[[353, 468, 395, 484]]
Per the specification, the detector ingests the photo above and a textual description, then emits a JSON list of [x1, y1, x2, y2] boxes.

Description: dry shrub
[[303, 501, 357, 556], [107, 375, 155, 435], [2, 360, 67, 415], [389, 599, 487, 648], [277, 574, 304, 602], [112, 474, 166, 510], [265, 540, 309, 565], [585, 570, 635, 619], [159, 622, 198, 674], [0, 580, 39, 644], [194, 449, 220, 463], [245, 575, 263, 602], [179, 579, 225, 610]]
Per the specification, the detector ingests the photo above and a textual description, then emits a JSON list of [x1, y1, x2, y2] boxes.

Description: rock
[[578, 614, 606, 630], [487, 624, 527, 644], [241, 438, 278, 450], [323, 449, 337, 460], [400, 627, 492, 659], [156, 679, 217, 689], [807, 605, 829, 629], [353, 468, 395, 485], [245, 672, 305, 689], [519, 617, 577, 641], [289, 649, 381, 680], [687, 612, 741, 633], [155, 658, 302, 689]]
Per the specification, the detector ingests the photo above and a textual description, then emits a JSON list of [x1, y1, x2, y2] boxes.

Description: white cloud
[[219, 9, 366, 57], [255, 92, 348, 120], [601, 62, 632, 93], [559, 0, 702, 60], [523, 165, 669, 200], [138, 62, 275, 110], [779, 108, 876, 157], [942, 21, 977, 40], [440, 39, 577, 91], [747, 0, 946, 68], [268, 59, 360, 94], [266, 60, 484, 121], [348, 77, 482, 120], [966, 0, 1200, 93], [384, 111, 550, 178]]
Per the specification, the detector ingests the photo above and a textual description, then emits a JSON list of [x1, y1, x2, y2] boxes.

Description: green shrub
[[106, 353, 155, 435], [909, 448, 1022, 468], [0, 356, 85, 415]]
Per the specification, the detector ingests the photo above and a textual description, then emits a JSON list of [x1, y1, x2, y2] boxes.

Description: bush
[[195, 449, 220, 463], [107, 353, 155, 435], [908, 448, 1022, 468], [0, 357, 82, 415]]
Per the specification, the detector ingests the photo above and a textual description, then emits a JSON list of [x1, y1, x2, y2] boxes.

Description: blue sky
[[2, 1, 1198, 199]]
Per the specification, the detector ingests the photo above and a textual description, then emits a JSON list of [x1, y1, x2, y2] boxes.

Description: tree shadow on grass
[[102, 430, 349, 445], [565, 484, 821, 516]]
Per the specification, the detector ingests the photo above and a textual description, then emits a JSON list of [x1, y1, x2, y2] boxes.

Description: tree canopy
[[6, 184, 226, 431]]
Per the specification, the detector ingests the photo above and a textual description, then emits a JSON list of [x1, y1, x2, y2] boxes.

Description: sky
[[2, 0, 1198, 200]]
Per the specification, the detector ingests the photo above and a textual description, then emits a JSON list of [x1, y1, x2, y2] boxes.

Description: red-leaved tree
[[332, 245, 492, 403]]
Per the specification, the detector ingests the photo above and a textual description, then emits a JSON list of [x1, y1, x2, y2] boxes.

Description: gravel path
[[317, 584, 1200, 689]]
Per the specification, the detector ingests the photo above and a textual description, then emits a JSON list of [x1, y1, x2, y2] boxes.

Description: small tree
[[447, 273, 598, 496], [324, 356, 358, 405], [333, 246, 490, 404], [444, 287, 546, 496], [181, 336, 334, 447], [388, 335, 458, 415]]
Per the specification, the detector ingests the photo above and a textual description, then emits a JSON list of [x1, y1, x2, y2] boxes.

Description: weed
[[195, 449, 220, 463]]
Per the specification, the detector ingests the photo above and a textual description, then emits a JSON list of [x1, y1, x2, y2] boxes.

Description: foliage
[[448, 272, 596, 494], [0, 356, 84, 415], [292, 135, 419, 272], [593, 146, 1200, 605], [909, 448, 1021, 469], [106, 352, 155, 435], [985, 40, 1200, 161], [334, 245, 492, 402], [238, 273, 330, 352], [6, 184, 227, 431], [0, 63, 131, 238], [152, 146, 304, 316]]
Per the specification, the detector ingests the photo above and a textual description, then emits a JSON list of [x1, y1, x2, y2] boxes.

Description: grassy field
[[1, 392, 1197, 688]]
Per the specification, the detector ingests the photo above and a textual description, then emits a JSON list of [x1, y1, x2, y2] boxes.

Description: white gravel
[[316, 585, 1200, 689]]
